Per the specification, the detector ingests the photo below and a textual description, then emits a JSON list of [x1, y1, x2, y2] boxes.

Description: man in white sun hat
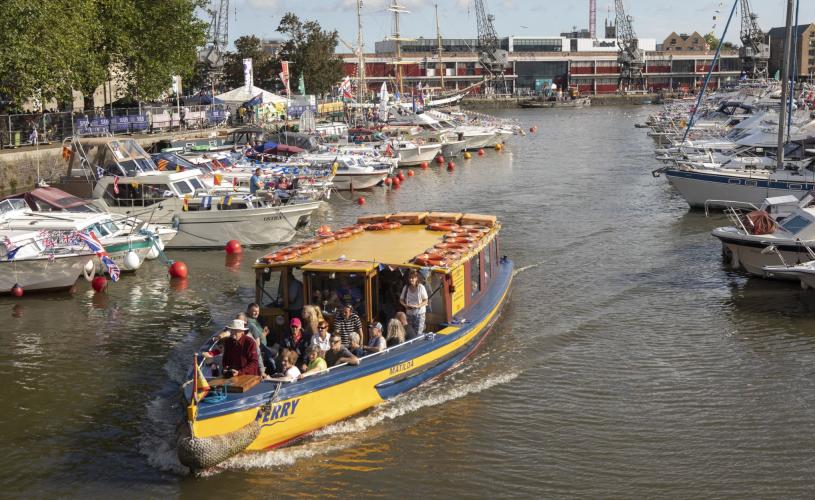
[[221, 318, 260, 377]]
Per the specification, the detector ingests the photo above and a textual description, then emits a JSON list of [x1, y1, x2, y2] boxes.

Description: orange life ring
[[274, 250, 299, 262], [413, 253, 447, 267], [318, 235, 336, 243], [317, 231, 335, 239], [444, 236, 476, 245], [383, 221, 401, 230], [351, 224, 366, 233], [427, 222, 460, 232], [460, 224, 489, 233], [366, 223, 385, 231], [436, 242, 469, 253], [334, 230, 352, 239], [301, 238, 323, 249]]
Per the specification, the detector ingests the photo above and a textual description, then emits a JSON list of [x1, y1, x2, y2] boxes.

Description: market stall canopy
[[215, 86, 287, 106]]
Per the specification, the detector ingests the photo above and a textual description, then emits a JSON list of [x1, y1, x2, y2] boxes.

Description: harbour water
[[3, 106, 815, 497]]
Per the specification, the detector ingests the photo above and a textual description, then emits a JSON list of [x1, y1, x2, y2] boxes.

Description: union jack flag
[[77, 231, 105, 255], [101, 255, 120, 282]]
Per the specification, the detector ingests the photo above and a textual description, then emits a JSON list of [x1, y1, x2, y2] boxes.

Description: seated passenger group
[[204, 269, 429, 382]]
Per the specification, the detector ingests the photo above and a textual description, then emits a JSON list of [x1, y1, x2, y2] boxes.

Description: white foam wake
[[217, 370, 520, 472], [513, 261, 544, 277]]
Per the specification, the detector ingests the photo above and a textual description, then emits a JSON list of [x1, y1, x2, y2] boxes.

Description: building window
[[671, 39, 676, 44]]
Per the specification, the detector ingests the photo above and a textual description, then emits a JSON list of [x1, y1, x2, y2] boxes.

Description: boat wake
[[513, 261, 544, 277], [209, 370, 521, 474]]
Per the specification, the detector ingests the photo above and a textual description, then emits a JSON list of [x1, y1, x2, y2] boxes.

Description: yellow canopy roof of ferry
[[263, 225, 445, 269]]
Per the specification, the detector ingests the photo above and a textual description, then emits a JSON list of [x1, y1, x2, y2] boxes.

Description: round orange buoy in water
[[408, 170, 415, 177], [530, 126, 536, 133], [495, 143, 503, 151], [447, 161, 455, 169], [357, 196, 366, 205], [384, 177, 392, 185], [225, 239, 242, 254], [11, 284, 23, 297], [435, 155, 445, 165], [463, 152, 472, 160], [420, 161, 429, 169], [169, 261, 188, 279], [397, 172, 405, 181], [91, 276, 107, 293], [478, 149, 485, 156]]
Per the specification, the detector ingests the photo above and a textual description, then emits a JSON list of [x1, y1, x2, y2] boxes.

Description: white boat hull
[[332, 172, 387, 191], [664, 170, 811, 208], [0, 254, 91, 292], [166, 201, 321, 248], [397, 144, 442, 167]]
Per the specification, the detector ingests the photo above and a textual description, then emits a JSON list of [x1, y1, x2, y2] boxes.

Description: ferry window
[[257, 268, 283, 308], [484, 245, 491, 282], [470, 254, 481, 297], [780, 215, 812, 234], [426, 272, 446, 331]]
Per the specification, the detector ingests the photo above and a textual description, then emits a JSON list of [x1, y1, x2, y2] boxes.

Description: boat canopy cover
[[265, 132, 319, 152]]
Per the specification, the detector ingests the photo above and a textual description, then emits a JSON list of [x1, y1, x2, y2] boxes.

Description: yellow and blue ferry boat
[[177, 211, 512, 470]]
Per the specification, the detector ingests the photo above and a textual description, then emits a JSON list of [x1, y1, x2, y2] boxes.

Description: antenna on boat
[[775, 0, 795, 171]]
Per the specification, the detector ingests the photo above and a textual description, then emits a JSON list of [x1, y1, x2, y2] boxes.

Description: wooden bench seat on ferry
[[387, 211, 428, 224], [425, 212, 462, 224], [208, 374, 261, 393], [357, 214, 389, 224], [460, 214, 497, 227]]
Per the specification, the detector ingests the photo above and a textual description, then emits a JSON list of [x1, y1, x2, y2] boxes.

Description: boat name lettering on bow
[[264, 215, 283, 222], [390, 359, 414, 375], [262, 398, 300, 424]]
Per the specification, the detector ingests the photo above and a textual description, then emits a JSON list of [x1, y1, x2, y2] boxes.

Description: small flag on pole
[[101, 255, 120, 282], [113, 175, 120, 195]]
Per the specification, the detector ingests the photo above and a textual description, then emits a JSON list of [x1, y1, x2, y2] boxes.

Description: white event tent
[[214, 85, 288, 106]]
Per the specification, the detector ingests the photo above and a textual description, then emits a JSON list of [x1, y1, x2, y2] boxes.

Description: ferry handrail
[[704, 200, 760, 217]]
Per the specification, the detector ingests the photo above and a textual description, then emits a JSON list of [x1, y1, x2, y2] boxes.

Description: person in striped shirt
[[334, 303, 363, 348]]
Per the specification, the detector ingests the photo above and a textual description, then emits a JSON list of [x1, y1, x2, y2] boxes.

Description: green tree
[[0, 0, 206, 111], [276, 13, 345, 96], [222, 35, 279, 91]]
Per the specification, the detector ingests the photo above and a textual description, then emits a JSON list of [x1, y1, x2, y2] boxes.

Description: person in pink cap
[[279, 317, 310, 370]]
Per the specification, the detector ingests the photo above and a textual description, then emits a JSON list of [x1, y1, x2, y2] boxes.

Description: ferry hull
[[183, 258, 513, 461]]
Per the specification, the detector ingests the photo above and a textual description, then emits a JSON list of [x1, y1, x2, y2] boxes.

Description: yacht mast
[[356, 0, 366, 101], [388, 0, 409, 96], [776, 0, 794, 170], [435, 3, 445, 90]]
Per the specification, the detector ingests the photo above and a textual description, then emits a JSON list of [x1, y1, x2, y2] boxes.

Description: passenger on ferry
[[385, 318, 406, 346], [270, 349, 301, 382], [400, 270, 428, 337], [363, 322, 387, 355], [348, 332, 365, 358], [395, 311, 417, 340], [220, 319, 260, 377], [300, 345, 327, 377], [246, 303, 275, 374], [302, 304, 324, 337], [325, 335, 359, 367], [236, 312, 265, 375], [280, 317, 310, 366], [286, 269, 304, 320], [334, 303, 363, 348], [337, 276, 363, 312], [312, 320, 332, 353]]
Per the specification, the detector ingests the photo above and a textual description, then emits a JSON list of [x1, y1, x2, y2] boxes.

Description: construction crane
[[738, 0, 769, 79], [474, 0, 508, 95], [589, 0, 597, 39], [198, 0, 229, 68], [614, 0, 645, 92]]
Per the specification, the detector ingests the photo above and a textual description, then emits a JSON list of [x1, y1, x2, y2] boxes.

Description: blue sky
[[221, 0, 813, 51]]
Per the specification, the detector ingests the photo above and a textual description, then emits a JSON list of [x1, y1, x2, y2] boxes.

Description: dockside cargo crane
[[614, 0, 645, 92], [738, 0, 769, 79], [199, 0, 229, 68], [474, 0, 509, 94]]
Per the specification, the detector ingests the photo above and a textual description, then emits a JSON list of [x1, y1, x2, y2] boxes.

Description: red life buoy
[[274, 251, 299, 262]]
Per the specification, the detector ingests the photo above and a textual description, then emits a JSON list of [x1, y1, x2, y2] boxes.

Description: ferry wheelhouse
[[178, 212, 513, 470]]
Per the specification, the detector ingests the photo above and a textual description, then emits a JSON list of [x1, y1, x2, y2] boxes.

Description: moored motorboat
[[177, 211, 512, 471]]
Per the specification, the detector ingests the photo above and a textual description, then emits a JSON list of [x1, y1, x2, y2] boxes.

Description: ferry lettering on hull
[[261, 398, 300, 427]]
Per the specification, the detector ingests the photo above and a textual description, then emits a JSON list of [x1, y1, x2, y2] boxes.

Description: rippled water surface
[[3, 106, 815, 498]]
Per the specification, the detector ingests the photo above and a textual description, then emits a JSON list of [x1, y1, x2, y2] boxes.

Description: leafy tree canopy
[[276, 13, 345, 96], [0, 0, 207, 111]]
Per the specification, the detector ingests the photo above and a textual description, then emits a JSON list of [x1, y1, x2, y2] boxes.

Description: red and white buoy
[[169, 261, 188, 279]]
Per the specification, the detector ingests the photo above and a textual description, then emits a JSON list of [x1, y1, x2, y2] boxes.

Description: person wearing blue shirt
[[249, 167, 263, 194]]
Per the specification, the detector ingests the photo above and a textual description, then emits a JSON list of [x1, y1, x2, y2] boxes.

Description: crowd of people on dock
[[203, 269, 429, 382]]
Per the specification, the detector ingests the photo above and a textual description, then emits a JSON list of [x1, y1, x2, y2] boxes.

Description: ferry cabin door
[[256, 266, 286, 344]]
